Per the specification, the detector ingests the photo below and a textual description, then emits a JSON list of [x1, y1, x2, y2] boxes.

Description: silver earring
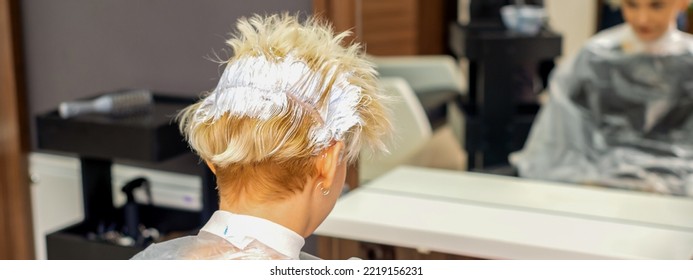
[[317, 182, 330, 196]]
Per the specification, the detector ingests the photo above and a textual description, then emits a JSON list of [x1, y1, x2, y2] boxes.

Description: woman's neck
[[218, 180, 317, 238]]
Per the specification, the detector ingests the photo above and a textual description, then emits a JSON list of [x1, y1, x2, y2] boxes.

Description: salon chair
[[364, 56, 469, 177], [372, 55, 466, 132], [359, 77, 433, 182]]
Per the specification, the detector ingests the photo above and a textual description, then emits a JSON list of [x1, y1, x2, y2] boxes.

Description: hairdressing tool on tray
[[59, 89, 153, 118]]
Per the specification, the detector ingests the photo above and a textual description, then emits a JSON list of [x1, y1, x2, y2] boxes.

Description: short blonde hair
[[177, 14, 390, 202]]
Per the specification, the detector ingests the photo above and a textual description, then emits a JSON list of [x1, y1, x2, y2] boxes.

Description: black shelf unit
[[36, 93, 218, 259], [450, 22, 562, 170]]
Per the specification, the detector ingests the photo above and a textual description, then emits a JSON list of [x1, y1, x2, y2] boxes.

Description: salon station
[[3, 0, 693, 260]]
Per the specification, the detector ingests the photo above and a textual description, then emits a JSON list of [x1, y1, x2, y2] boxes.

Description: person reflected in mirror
[[511, 0, 693, 195]]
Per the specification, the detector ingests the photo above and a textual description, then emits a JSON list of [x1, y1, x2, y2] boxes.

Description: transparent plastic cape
[[131, 211, 304, 260], [511, 24, 693, 196], [131, 232, 292, 260]]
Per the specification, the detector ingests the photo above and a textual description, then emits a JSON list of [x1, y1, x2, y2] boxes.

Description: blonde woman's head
[[178, 14, 390, 204]]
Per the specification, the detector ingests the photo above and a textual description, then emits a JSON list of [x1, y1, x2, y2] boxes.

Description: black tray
[[36, 94, 195, 162]]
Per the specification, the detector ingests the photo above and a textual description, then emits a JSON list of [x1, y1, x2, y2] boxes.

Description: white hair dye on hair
[[192, 54, 363, 155]]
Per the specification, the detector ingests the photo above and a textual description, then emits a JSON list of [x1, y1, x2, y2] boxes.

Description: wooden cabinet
[[313, 0, 455, 56]]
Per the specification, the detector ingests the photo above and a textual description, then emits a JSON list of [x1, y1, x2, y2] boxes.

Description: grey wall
[[22, 0, 311, 147]]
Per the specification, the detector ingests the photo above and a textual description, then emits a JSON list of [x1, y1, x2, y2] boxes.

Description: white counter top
[[315, 166, 693, 259]]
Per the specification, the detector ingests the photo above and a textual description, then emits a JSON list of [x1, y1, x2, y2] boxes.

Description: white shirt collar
[[200, 210, 305, 260], [622, 24, 688, 55]]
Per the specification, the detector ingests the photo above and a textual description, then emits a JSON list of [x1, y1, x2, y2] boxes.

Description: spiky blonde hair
[[177, 14, 390, 201]]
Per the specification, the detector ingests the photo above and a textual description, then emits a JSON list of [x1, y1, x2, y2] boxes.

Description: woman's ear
[[205, 160, 217, 175], [315, 141, 345, 192]]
